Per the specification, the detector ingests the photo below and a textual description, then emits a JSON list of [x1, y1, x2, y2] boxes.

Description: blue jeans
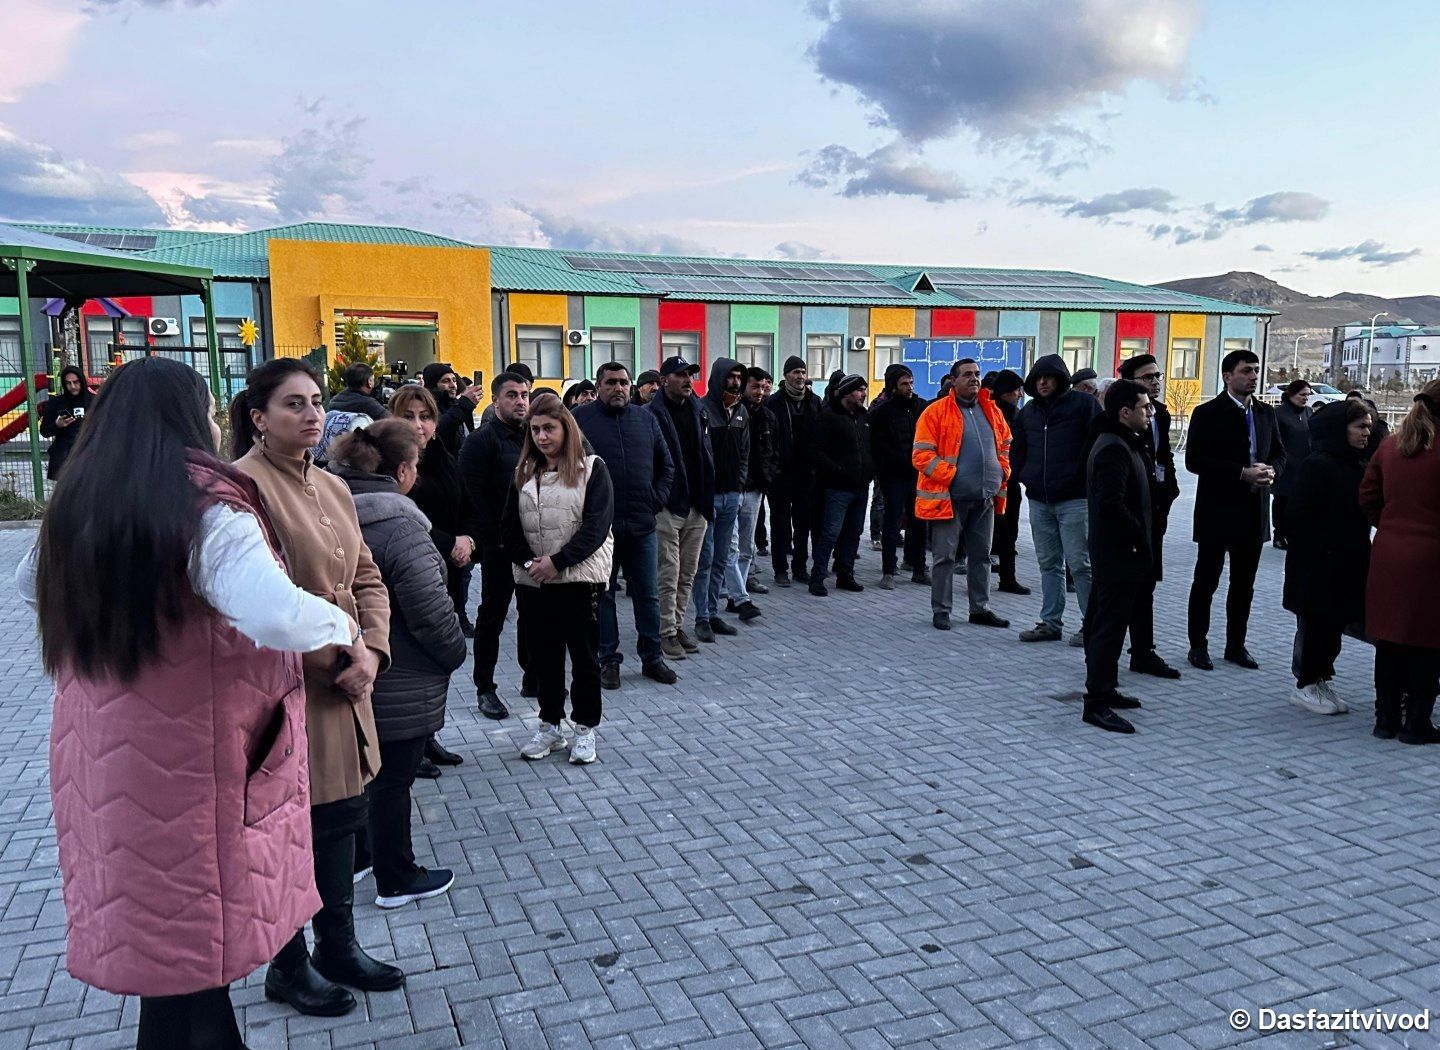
[[695, 490, 742, 622], [724, 490, 764, 603], [1028, 497, 1092, 630], [598, 530, 662, 668], [812, 489, 866, 582]]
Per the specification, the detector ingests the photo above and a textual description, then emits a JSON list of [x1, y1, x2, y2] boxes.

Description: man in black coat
[[764, 356, 822, 587], [693, 357, 750, 641], [330, 362, 390, 419], [867, 363, 928, 589], [808, 374, 873, 596], [1184, 349, 1287, 671], [725, 367, 780, 621], [574, 362, 677, 689], [1118, 354, 1182, 679], [987, 369, 1028, 594], [458, 371, 532, 720], [1083, 379, 1158, 734]]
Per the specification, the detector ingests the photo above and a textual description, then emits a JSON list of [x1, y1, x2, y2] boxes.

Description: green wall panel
[[1058, 311, 1101, 338], [730, 304, 780, 373], [582, 296, 641, 376], [0, 298, 18, 315]]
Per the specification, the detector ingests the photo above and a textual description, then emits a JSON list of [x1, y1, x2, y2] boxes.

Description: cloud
[[774, 240, 834, 260], [511, 205, 715, 256], [120, 130, 182, 151], [84, 0, 220, 9], [0, 0, 86, 102], [1018, 186, 1176, 219], [0, 124, 165, 225], [796, 142, 967, 202], [808, 0, 1203, 142], [1207, 190, 1329, 224], [1253, 243, 1274, 252], [1301, 240, 1421, 267]]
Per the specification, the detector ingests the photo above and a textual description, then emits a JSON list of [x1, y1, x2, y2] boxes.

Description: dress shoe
[[997, 579, 1032, 595], [710, 616, 738, 636], [836, 576, 864, 592], [477, 690, 510, 719], [1107, 693, 1143, 710], [1223, 647, 1260, 670], [642, 660, 678, 685], [808, 579, 829, 597], [1082, 707, 1135, 734], [1129, 651, 1181, 680], [694, 620, 717, 643], [414, 757, 441, 780], [774, 571, 792, 588], [1187, 647, 1214, 671], [424, 738, 464, 766], [933, 612, 952, 631], [793, 568, 812, 584], [968, 610, 1010, 628], [911, 569, 932, 585], [264, 957, 356, 1017], [600, 664, 621, 690]]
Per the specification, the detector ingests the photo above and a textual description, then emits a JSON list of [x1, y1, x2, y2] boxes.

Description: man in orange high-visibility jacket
[[912, 358, 1013, 632]]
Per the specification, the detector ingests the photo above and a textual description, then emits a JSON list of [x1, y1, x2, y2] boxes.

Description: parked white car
[[1266, 382, 1346, 406]]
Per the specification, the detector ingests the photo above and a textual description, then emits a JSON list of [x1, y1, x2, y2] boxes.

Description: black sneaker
[[600, 664, 621, 690], [808, 578, 828, 596], [774, 571, 792, 588], [734, 601, 762, 622], [375, 867, 455, 910], [642, 660, 678, 685], [793, 568, 812, 584], [836, 577, 864, 592], [694, 620, 717, 643], [710, 616, 738, 636], [933, 612, 951, 631], [1018, 623, 1062, 642]]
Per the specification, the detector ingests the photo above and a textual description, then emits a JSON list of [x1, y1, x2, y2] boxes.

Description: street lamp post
[[1365, 311, 1390, 390], [1293, 336, 1302, 374]]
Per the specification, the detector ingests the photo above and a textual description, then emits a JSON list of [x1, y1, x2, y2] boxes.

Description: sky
[[0, 0, 1434, 296]]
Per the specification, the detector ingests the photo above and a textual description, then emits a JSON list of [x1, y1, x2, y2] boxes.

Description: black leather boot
[[310, 833, 406, 992], [1373, 687, 1403, 740], [1399, 694, 1440, 746], [264, 932, 356, 1016]]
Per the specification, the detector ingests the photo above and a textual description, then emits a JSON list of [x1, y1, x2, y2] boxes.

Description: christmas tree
[[327, 317, 381, 395]]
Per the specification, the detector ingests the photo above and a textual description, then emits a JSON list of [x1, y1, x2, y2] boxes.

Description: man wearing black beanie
[[987, 369, 1031, 594], [808, 373, 873, 595], [764, 356, 822, 586], [868, 363, 929, 588]]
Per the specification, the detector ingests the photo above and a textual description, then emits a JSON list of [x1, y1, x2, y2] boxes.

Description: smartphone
[[72, 407, 85, 419], [473, 369, 485, 389]]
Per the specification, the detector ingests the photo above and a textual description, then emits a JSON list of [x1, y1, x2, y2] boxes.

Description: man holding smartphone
[[39, 366, 94, 480]]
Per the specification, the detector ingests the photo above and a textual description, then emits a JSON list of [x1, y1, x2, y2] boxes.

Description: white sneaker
[[1289, 684, 1337, 715], [1316, 679, 1348, 714], [569, 725, 598, 765], [520, 722, 568, 760]]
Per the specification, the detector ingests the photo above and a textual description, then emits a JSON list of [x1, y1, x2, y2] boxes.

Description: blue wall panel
[[903, 338, 1025, 398]]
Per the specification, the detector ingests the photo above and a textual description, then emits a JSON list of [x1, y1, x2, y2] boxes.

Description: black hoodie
[[1086, 416, 1156, 583], [700, 356, 750, 492], [1011, 353, 1102, 503], [867, 364, 926, 480], [38, 370, 94, 480]]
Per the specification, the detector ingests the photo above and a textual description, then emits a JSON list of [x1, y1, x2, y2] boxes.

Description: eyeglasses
[[1134, 371, 1161, 382]]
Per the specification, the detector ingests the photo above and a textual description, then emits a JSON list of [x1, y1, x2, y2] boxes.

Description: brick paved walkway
[[1, 495, 1436, 1049]]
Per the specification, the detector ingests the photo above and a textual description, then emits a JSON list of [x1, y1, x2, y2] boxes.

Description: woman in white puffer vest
[[501, 391, 615, 764]]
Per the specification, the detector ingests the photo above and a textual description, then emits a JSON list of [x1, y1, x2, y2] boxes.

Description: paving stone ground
[[1, 491, 1437, 1049]]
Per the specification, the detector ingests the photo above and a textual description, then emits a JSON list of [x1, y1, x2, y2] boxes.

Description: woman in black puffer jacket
[[329, 420, 466, 910]]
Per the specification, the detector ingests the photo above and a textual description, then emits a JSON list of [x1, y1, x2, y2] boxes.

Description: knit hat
[[635, 369, 661, 387], [1071, 367, 1098, 386], [833, 373, 867, 398], [882, 362, 913, 393], [783, 355, 806, 376], [505, 362, 534, 384], [990, 369, 1023, 397]]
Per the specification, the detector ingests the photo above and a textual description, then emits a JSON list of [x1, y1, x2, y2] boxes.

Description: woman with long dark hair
[[328, 420, 466, 909], [19, 357, 366, 1049], [1360, 378, 1440, 743], [38, 364, 94, 479], [502, 391, 614, 764], [229, 358, 404, 1015]]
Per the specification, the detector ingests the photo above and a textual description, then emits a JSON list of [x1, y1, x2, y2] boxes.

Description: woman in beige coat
[[230, 359, 404, 1018]]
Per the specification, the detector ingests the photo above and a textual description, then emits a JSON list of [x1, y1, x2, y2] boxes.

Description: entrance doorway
[[334, 310, 439, 380]]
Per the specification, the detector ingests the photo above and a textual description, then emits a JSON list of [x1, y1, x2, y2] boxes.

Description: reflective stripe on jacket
[[911, 389, 1011, 520]]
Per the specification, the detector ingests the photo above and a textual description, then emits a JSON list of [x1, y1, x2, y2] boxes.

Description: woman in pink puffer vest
[[19, 358, 375, 1050]]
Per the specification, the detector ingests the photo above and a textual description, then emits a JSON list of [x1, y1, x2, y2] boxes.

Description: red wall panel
[[930, 309, 976, 337], [658, 301, 708, 394], [1114, 313, 1156, 375]]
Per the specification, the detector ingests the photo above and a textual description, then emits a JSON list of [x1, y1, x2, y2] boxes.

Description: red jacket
[[1360, 436, 1440, 648]]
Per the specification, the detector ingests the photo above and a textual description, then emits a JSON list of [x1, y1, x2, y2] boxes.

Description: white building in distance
[[1328, 323, 1440, 386]]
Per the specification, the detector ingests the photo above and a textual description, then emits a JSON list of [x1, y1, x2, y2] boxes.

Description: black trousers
[[769, 475, 813, 576], [1272, 496, 1290, 545], [367, 735, 428, 896], [1293, 615, 1344, 688], [1375, 642, 1440, 700], [990, 481, 1022, 580], [273, 797, 367, 969], [1187, 538, 1263, 651], [447, 562, 473, 622], [137, 985, 242, 1050], [1085, 579, 1142, 703], [474, 547, 529, 694], [754, 495, 768, 552], [517, 584, 602, 727], [879, 475, 927, 575]]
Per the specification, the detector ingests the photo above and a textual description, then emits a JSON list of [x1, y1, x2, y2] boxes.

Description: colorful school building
[[3, 221, 1275, 408]]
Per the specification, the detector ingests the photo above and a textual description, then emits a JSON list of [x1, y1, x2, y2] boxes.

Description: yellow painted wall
[[268, 240, 493, 383], [506, 293, 569, 393], [1168, 312, 1205, 383], [867, 307, 917, 397]]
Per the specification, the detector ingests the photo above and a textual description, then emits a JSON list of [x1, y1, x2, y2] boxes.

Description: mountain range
[[1153, 272, 1440, 372]]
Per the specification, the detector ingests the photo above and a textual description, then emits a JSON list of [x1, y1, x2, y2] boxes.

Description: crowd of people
[[16, 343, 1440, 1047]]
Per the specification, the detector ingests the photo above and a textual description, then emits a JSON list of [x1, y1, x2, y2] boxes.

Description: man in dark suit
[[1118, 354, 1182, 678], [1184, 349, 1287, 671], [1083, 379, 1158, 733]]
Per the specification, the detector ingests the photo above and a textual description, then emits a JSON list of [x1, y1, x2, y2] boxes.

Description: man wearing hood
[[422, 363, 474, 457], [764, 356, 822, 587], [1010, 354, 1102, 643], [1081, 379, 1157, 734], [808, 373, 873, 595], [868, 363, 929, 589], [39, 366, 95, 480], [724, 367, 779, 622], [912, 358, 1011, 630], [692, 357, 750, 639], [986, 369, 1030, 595]]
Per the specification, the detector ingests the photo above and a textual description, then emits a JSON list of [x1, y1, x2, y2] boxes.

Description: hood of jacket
[[882, 363, 913, 396], [1023, 354, 1072, 399], [421, 362, 455, 388], [705, 356, 744, 408], [1309, 400, 1365, 461], [328, 463, 433, 528]]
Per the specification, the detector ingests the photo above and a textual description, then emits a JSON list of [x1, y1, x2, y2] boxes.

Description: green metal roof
[[0, 222, 212, 299], [12, 222, 217, 253], [137, 222, 478, 278], [489, 247, 651, 295]]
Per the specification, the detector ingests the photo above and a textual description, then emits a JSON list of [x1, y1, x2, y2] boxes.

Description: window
[[1060, 335, 1094, 374], [590, 327, 635, 376], [0, 317, 20, 363], [806, 333, 842, 379], [189, 317, 245, 348], [662, 330, 699, 363], [1170, 337, 1200, 379], [85, 317, 116, 361], [1222, 337, 1253, 354], [1118, 337, 1150, 362], [516, 325, 564, 378], [873, 335, 904, 378], [733, 332, 773, 371]]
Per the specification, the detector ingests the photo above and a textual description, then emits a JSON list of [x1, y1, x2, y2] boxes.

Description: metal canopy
[[0, 223, 212, 299]]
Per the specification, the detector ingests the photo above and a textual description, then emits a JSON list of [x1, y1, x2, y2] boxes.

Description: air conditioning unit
[[850, 335, 869, 351], [149, 317, 181, 337], [566, 328, 589, 346]]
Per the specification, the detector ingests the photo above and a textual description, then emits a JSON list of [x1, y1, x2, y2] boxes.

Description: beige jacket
[[236, 445, 391, 806]]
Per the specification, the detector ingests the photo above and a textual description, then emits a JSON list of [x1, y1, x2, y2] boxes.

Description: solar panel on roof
[[88, 233, 127, 249], [118, 234, 157, 250]]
